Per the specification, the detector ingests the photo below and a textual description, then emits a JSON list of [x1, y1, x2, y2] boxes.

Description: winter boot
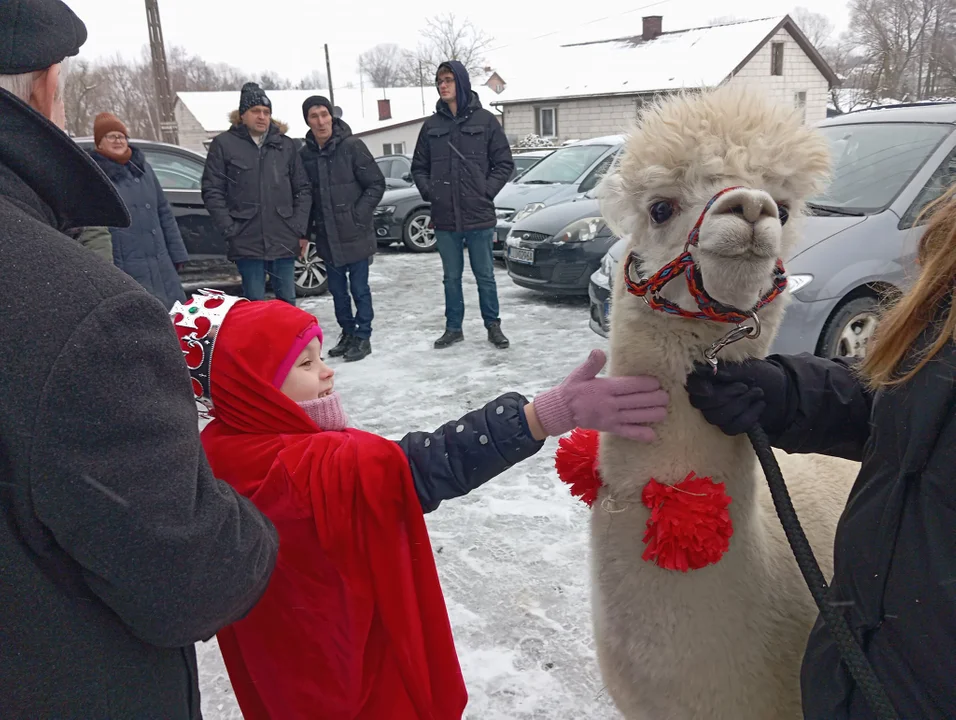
[[344, 338, 372, 363], [328, 333, 354, 358], [434, 329, 464, 349], [487, 321, 510, 349]]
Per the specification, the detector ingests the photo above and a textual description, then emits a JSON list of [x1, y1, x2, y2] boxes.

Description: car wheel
[[819, 296, 880, 359], [402, 209, 437, 253], [294, 242, 328, 297]]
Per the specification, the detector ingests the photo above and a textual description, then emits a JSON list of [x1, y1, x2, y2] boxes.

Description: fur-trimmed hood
[[228, 109, 289, 135]]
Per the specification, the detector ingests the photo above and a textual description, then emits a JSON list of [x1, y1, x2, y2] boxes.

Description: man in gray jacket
[[0, 2, 279, 717]]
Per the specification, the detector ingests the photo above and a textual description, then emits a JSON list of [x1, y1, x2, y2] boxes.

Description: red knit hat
[[93, 112, 128, 146]]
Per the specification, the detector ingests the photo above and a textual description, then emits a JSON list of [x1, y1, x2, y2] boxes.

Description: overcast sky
[[64, 0, 851, 88]]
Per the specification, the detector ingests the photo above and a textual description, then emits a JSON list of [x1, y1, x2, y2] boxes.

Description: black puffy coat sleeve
[[411, 122, 432, 201], [397, 392, 545, 513], [767, 353, 874, 461], [289, 146, 312, 238], [352, 138, 386, 224], [484, 115, 514, 200], [28, 291, 279, 648], [200, 137, 233, 238]]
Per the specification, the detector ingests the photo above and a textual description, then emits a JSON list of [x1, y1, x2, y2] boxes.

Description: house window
[[382, 142, 405, 156], [771, 42, 785, 76], [537, 107, 557, 138]]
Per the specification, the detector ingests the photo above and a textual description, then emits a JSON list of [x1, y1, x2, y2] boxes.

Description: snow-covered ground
[[196, 248, 860, 719]]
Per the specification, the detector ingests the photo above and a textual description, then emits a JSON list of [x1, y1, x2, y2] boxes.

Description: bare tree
[[295, 69, 328, 90], [708, 15, 741, 26], [358, 43, 412, 87], [415, 13, 494, 79], [62, 58, 101, 137], [791, 7, 836, 48]]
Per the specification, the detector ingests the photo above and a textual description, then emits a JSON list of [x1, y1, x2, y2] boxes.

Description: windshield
[[516, 144, 611, 184], [811, 122, 951, 213]]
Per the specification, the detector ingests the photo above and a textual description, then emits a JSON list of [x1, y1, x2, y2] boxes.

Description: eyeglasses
[[104, 133, 128, 143], [436, 78, 455, 87]]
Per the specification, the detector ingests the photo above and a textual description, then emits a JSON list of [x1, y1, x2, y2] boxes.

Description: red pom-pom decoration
[[554, 428, 603, 507], [641, 472, 733, 572]]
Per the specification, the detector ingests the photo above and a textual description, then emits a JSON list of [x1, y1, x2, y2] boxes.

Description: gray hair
[[0, 61, 67, 104]]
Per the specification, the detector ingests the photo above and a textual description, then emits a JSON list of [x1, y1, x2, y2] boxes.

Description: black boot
[[327, 333, 354, 358], [434, 329, 464, 349], [487, 321, 510, 349], [344, 338, 372, 362]]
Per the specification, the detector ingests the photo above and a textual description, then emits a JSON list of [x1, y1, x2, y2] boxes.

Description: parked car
[[504, 195, 616, 295], [493, 136, 624, 257], [74, 138, 328, 297], [587, 101, 956, 359], [510, 148, 555, 181], [376, 154, 414, 189]]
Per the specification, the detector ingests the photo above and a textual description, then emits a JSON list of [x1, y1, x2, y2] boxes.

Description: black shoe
[[344, 338, 371, 362], [327, 333, 354, 358], [434, 329, 464, 349], [487, 322, 510, 349]]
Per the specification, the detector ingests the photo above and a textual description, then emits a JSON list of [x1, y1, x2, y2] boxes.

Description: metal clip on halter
[[703, 312, 761, 371]]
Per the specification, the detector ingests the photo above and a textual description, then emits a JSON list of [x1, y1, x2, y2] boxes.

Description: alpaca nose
[[709, 188, 778, 224]]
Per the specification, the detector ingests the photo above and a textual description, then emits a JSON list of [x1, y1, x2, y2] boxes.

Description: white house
[[492, 15, 839, 145], [174, 85, 505, 157]]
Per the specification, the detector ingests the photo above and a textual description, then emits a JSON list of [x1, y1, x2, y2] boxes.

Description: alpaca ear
[[598, 169, 638, 240]]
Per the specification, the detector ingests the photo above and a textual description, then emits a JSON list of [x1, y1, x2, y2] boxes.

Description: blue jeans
[[326, 259, 373, 339], [235, 258, 297, 306], [435, 228, 500, 331]]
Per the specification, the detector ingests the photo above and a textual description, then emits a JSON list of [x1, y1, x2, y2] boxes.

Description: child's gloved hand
[[531, 349, 668, 442]]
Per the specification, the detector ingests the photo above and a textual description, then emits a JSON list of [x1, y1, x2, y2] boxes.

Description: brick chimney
[[642, 15, 662, 41], [377, 99, 391, 121]]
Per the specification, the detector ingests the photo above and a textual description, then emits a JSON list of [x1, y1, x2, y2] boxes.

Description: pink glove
[[533, 349, 668, 442]]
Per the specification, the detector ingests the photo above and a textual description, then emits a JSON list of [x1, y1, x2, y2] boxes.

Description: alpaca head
[[600, 85, 831, 337]]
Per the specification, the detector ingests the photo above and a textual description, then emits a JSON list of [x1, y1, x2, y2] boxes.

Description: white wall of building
[[501, 95, 641, 145], [174, 103, 211, 152], [356, 120, 425, 158]]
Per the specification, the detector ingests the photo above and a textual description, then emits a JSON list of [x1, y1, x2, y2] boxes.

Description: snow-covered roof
[[176, 86, 504, 138], [493, 16, 790, 105]]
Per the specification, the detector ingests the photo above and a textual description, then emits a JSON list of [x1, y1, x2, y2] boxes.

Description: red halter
[[622, 187, 788, 324]]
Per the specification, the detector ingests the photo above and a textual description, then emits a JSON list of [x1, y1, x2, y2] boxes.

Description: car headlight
[[787, 274, 813, 294], [374, 205, 396, 216], [554, 216, 607, 244], [512, 202, 545, 223]]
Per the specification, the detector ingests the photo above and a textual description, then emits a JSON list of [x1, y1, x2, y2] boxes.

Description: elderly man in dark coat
[[0, 2, 279, 718]]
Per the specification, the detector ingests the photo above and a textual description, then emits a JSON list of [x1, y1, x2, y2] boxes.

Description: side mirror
[[402, 172, 413, 183]]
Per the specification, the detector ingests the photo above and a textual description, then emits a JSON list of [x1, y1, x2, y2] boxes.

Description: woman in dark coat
[[89, 112, 187, 308], [685, 184, 956, 719]]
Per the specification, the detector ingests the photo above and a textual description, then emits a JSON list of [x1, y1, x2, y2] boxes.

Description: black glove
[[685, 358, 790, 436]]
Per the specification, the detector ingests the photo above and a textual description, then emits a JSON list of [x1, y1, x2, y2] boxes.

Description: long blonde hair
[[862, 183, 956, 387]]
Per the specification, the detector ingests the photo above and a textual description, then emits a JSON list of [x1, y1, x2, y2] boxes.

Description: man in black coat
[[411, 60, 514, 350], [201, 82, 311, 306], [0, 3, 279, 717], [300, 96, 385, 362]]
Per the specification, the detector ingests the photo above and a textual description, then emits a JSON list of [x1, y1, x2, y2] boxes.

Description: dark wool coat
[[411, 60, 514, 232], [201, 113, 312, 261], [0, 88, 279, 720], [299, 119, 386, 267], [89, 146, 188, 309]]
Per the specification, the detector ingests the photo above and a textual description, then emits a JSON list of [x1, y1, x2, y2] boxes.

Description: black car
[[587, 236, 626, 336], [73, 138, 328, 297], [376, 154, 415, 190], [503, 195, 616, 296]]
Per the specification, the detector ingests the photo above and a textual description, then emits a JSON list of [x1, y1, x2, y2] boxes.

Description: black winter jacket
[[299, 120, 385, 267], [0, 88, 279, 719], [761, 349, 956, 719], [411, 61, 514, 232], [398, 392, 544, 512], [201, 115, 311, 261]]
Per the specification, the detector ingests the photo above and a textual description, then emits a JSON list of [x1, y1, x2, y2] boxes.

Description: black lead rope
[[747, 425, 899, 720]]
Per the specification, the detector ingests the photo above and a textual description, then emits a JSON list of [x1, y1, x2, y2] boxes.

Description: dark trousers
[[435, 228, 500, 331], [326, 259, 373, 339], [235, 257, 296, 306]]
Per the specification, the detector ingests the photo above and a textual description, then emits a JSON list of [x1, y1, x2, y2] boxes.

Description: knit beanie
[[239, 82, 272, 116], [302, 95, 333, 122], [93, 112, 128, 146]]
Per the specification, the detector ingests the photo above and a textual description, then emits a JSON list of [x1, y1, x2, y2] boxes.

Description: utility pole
[[145, 0, 178, 144], [324, 44, 335, 109]]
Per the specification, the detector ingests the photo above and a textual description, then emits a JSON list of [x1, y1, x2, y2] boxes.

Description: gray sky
[[64, 0, 851, 87]]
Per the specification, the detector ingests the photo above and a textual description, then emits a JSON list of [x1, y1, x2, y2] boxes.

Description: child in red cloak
[[175, 294, 668, 719]]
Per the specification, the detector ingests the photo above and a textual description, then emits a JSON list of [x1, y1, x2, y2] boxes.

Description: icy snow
[[196, 248, 860, 719]]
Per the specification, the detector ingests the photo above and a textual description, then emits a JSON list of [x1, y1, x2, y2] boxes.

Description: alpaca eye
[[649, 200, 676, 224], [778, 205, 790, 225]]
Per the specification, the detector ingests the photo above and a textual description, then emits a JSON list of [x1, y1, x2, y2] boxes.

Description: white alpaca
[[589, 85, 859, 719]]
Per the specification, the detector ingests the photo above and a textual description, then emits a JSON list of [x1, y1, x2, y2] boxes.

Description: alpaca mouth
[[699, 246, 776, 261]]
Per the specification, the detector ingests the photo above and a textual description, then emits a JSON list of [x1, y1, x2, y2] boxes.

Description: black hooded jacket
[[299, 118, 385, 267], [411, 61, 514, 232]]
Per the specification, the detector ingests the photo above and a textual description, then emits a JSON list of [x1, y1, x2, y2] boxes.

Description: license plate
[[508, 247, 535, 264]]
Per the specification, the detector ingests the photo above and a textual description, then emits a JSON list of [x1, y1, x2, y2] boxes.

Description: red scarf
[[201, 301, 467, 719]]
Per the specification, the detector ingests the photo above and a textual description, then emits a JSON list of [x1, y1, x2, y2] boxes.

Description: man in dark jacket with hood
[[300, 95, 385, 362], [201, 82, 311, 305], [0, 2, 279, 717], [411, 61, 514, 350]]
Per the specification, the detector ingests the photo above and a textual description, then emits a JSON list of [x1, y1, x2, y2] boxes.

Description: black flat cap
[[0, 0, 87, 75]]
